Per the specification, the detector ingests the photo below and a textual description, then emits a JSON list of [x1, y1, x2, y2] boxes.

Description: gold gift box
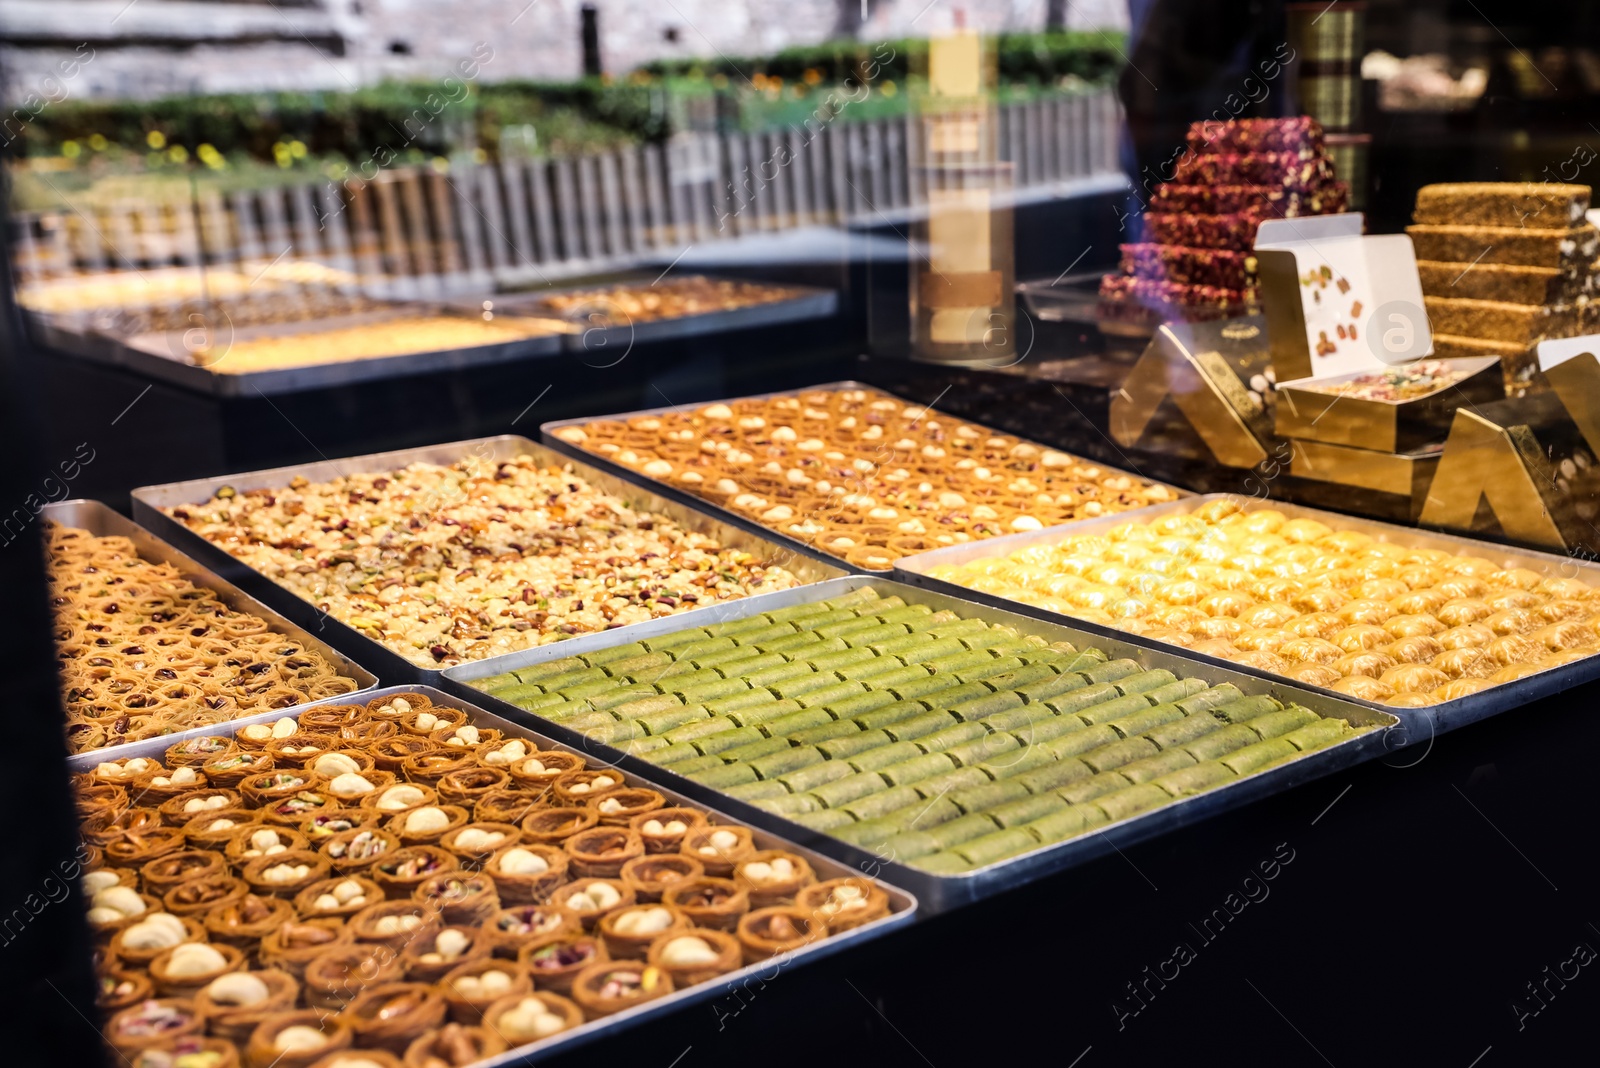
[[1273, 355, 1503, 452], [1288, 438, 1441, 502]]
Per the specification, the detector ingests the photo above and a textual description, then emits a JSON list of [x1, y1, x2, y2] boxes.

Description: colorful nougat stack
[[1408, 183, 1599, 395], [1100, 116, 1349, 323]]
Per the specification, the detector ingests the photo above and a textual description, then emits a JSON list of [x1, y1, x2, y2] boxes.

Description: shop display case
[[9, 1, 1600, 1062]]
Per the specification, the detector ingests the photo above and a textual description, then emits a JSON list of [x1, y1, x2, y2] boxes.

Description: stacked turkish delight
[[1101, 116, 1350, 324]]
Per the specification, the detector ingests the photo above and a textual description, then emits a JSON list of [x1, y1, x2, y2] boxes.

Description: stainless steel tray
[[442, 273, 840, 350], [67, 684, 916, 1065], [894, 493, 1600, 738], [41, 499, 378, 760], [540, 379, 1190, 573], [68, 306, 573, 398], [440, 575, 1398, 913], [129, 437, 844, 686]]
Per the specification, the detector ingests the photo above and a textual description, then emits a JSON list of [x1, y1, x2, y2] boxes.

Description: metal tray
[[894, 493, 1600, 738], [440, 575, 1398, 913], [41, 499, 378, 760], [129, 437, 844, 687], [441, 274, 840, 351], [69, 306, 573, 398], [540, 379, 1189, 573], [67, 684, 916, 1065]]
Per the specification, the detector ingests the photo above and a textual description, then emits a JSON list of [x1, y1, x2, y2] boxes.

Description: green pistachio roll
[[1220, 738, 1299, 776], [1152, 762, 1236, 797], [777, 760, 856, 794], [954, 828, 1040, 866]]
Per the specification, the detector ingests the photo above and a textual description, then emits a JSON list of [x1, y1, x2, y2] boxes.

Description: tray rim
[[439, 272, 841, 351], [69, 683, 917, 1068], [439, 574, 1400, 913], [538, 378, 1191, 574], [128, 436, 845, 687], [41, 498, 379, 762], [892, 491, 1600, 737]]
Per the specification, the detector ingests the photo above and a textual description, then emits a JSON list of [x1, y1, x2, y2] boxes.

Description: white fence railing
[[12, 89, 1121, 299]]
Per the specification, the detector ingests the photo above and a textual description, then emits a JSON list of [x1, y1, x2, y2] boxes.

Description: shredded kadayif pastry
[[162, 455, 801, 667], [47, 523, 360, 753]]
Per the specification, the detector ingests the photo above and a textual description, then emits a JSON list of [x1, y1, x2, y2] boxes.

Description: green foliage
[[10, 31, 1122, 162], [639, 30, 1126, 86]]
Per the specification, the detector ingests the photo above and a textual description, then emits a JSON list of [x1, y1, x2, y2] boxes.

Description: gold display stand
[[1109, 319, 1274, 469], [1417, 408, 1585, 551], [1544, 350, 1600, 456]]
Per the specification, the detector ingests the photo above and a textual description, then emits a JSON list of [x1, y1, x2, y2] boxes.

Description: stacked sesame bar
[[1100, 117, 1350, 324], [1408, 183, 1600, 395]]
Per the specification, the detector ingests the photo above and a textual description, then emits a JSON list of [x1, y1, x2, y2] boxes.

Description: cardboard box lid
[[1256, 212, 1435, 384]]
